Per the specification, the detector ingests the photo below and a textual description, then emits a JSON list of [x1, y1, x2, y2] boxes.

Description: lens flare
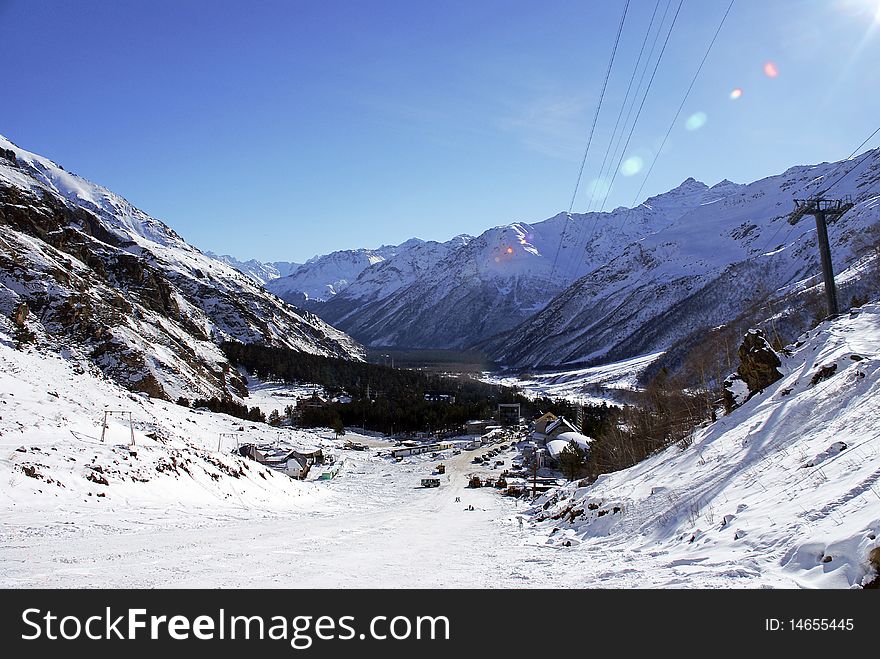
[[620, 156, 644, 177], [506, 246, 514, 255], [588, 177, 611, 202], [730, 87, 743, 100], [763, 61, 779, 78], [685, 112, 708, 131]]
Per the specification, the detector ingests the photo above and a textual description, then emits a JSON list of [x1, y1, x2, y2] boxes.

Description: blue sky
[[2, 0, 880, 262]]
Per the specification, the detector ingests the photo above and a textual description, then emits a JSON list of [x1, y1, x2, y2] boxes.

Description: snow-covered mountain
[[204, 253, 300, 285], [527, 304, 880, 588], [298, 152, 878, 356], [484, 152, 880, 369], [265, 238, 435, 303], [0, 135, 363, 403]]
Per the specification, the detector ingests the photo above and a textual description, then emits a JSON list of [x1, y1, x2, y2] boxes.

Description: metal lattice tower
[[788, 196, 854, 317]]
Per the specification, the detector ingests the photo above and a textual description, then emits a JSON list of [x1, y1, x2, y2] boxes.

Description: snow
[[0, 133, 364, 404], [2, 304, 878, 588], [546, 433, 592, 458], [2, 135, 879, 588], [523, 304, 880, 588], [483, 351, 663, 404]]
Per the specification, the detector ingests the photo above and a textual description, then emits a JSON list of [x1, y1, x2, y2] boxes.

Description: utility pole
[[530, 448, 539, 500], [788, 196, 854, 317]]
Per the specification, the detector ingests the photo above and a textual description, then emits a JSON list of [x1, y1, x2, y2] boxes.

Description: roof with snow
[[546, 432, 593, 458]]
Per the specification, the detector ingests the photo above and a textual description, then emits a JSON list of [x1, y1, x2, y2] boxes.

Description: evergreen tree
[[559, 440, 587, 481]]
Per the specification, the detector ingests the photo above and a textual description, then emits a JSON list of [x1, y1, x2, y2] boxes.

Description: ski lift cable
[[597, 0, 685, 215], [587, 0, 665, 214], [631, 0, 736, 207], [805, 125, 880, 197], [567, 0, 631, 216], [588, 0, 675, 216], [571, 0, 684, 284], [547, 0, 631, 288], [756, 126, 880, 256]]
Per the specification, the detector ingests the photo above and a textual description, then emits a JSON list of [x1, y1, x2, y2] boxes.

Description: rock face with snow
[[266, 238, 429, 303], [204, 253, 300, 286], [723, 329, 784, 412], [0, 135, 363, 403], [249, 150, 880, 361], [482, 152, 880, 368]]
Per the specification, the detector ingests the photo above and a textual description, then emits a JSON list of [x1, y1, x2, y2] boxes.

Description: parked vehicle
[[421, 478, 441, 488]]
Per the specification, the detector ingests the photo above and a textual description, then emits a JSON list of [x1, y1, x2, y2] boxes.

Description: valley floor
[[3, 307, 880, 589], [0, 438, 805, 589]]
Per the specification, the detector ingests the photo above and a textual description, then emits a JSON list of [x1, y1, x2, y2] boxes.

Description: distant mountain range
[[228, 150, 880, 369]]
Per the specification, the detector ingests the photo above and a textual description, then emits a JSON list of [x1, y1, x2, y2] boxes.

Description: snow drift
[[526, 304, 880, 588]]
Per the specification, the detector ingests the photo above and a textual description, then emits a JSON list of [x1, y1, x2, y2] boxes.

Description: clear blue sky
[[2, 0, 879, 262]]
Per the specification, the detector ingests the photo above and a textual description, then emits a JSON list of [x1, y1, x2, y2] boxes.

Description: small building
[[480, 426, 504, 443], [238, 443, 323, 480], [319, 463, 341, 480], [424, 391, 456, 403], [544, 417, 579, 440], [391, 443, 443, 459], [297, 391, 328, 411], [283, 455, 308, 479], [532, 412, 558, 435], [497, 403, 521, 427], [545, 432, 593, 466], [464, 420, 494, 435]]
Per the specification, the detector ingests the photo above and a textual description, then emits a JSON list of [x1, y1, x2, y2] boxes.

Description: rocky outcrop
[[722, 329, 784, 413], [0, 136, 363, 403]]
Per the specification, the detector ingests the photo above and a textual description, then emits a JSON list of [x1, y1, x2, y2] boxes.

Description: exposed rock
[[12, 301, 28, 327], [722, 329, 783, 413], [0, 140, 363, 404], [810, 363, 838, 387]]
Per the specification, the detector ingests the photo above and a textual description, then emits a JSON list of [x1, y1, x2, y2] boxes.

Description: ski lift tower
[[788, 196, 854, 317]]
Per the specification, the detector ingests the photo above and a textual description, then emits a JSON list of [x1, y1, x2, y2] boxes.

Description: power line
[[806, 125, 880, 196], [596, 0, 685, 214], [589, 0, 675, 214], [547, 0, 631, 287], [632, 0, 735, 207], [567, 1, 631, 214], [567, 0, 684, 286], [587, 0, 664, 213]]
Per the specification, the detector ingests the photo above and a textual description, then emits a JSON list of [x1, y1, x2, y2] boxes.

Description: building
[[297, 391, 328, 411], [545, 431, 593, 467], [544, 417, 580, 439], [531, 412, 558, 435], [238, 443, 325, 480], [424, 391, 456, 403], [390, 442, 448, 458], [464, 419, 494, 435], [497, 403, 521, 427], [480, 426, 504, 443]]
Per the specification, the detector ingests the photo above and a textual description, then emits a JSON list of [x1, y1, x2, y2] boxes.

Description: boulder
[[722, 329, 783, 413]]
